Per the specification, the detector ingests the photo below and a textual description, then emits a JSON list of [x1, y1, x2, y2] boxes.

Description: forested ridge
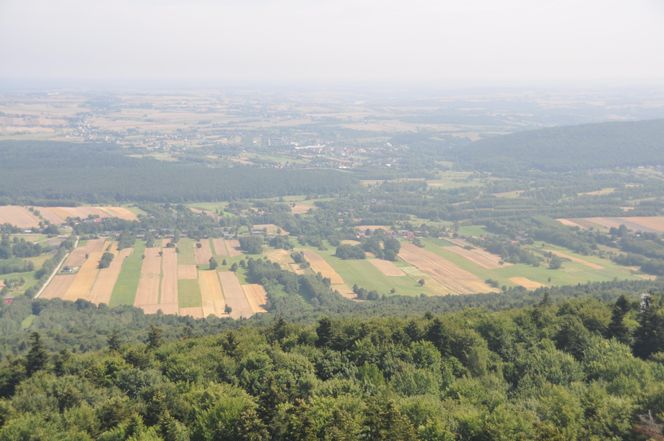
[[456, 119, 664, 172], [2, 291, 664, 440]]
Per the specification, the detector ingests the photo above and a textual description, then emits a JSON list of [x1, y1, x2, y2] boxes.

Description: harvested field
[[64, 238, 107, 268], [35, 206, 137, 224], [194, 240, 213, 265], [399, 242, 496, 294], [225, 239, 242, 257], [558, 216, 664, 234], [510, 277, 544, 290], [178, 265, 198, 280], [90, 247, 132, 305], [0, 206, 41, 229], [291, 203, 313, 215], [134, 248, 162, 312], [444, 239, 507, 269], [547, 249, 603, 270], [218, 271, 252, 319], [179, 307, 204, 319], [40, 274, 76, 300], [211, 238, 228, 257], [199, 270, 226, 317], [265, 248, 304, 274], [63, 250, 104, 301], [302, 250, 344, 285], [242, 284, 268, 314], [368, 258, 406, 276], [159, 248, 179, 315]]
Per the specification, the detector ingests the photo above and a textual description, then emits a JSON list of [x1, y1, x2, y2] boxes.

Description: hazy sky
[[1, 0, 663, 85]]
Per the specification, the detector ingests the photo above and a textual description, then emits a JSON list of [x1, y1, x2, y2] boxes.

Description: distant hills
[[456, 119, 664, 172]]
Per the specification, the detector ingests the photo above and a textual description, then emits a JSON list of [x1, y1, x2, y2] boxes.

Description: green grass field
[[178, 279, 202, 308], [177, 238, 197, 265], [109, 241, 145, 307]]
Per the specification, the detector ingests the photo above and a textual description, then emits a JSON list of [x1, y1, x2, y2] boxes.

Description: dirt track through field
[[218, 271, 252, 318], [399, 242, 496, 295], [242, 284, 267, 313], [445, 239, 508, 269], [194, 240, 213, 265], [160, 248, 179, 315], [368, 258, 405, 276], [510, 277, 544, 290], [0, 206, 41, 229], [199, 270, 226, 317], [134, 248, 162, 313], [90, 247, 132, 305]]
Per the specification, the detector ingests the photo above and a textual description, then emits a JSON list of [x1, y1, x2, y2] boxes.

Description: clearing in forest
[[399, 242, 496, 294]]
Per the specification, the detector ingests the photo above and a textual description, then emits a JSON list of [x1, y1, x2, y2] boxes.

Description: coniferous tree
[[25, 332, 47, 376]]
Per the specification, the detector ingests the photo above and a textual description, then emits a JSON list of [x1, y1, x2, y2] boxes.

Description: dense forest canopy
[[0, 141, 356, 203], [2, 291, 664, 440], [455, 119, 664, 172]]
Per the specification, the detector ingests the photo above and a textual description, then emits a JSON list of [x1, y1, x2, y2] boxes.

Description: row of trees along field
[[1, 292, 664, 440]]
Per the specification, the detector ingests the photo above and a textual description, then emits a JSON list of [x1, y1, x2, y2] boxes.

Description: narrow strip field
[[194, 240, 213, 265], [109, 241, 145, 307], [218, 271, 252, 319], [198, 270, 226, 317], [547, 249, 603, 270], [302, 250, 345, 284], [134, 248, 162, 314], [178, 265, 198, 279], [444, 239, 507, 269], [242, 284, 267, 313], [399, 242, 496, 294], [40, 274, 76, 299], [177, 279, 202, 309], [90, 246, 132, 305], [225, 239, 242, 257], [63, 242, 107, 301], [211, 239, 228, 257], [160, 248, 179, 315], [177, 238, 197, 265], [368, 258, 406, 276]]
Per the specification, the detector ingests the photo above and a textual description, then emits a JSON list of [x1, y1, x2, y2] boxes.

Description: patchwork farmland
[[38, 237, 268, 319]]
